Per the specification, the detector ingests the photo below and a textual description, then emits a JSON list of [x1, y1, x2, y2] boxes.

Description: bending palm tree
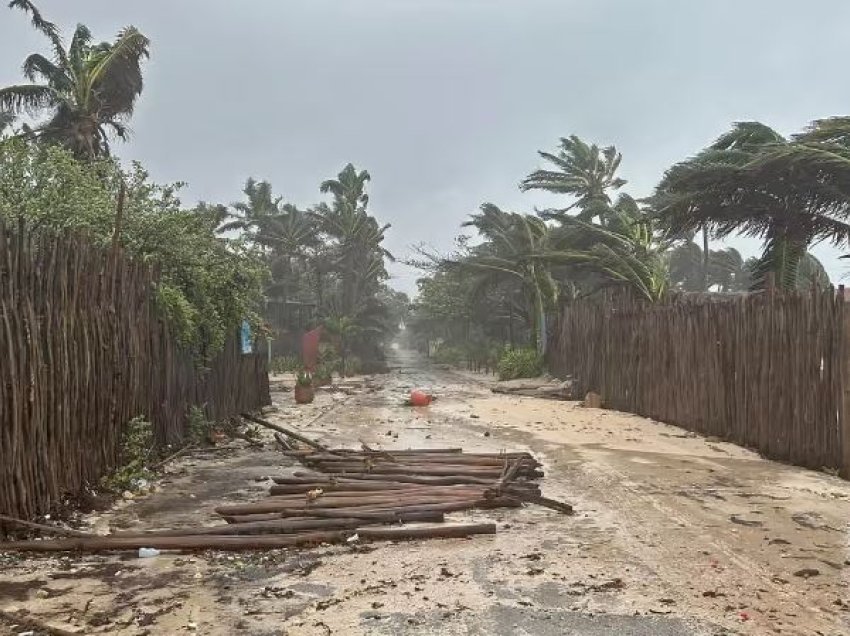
[[451, 204, 560, 352], [552, 196, 669, 302], [521, 135, 627, 223], [0, 0, 149, 158], [654, 119, 850, 290]]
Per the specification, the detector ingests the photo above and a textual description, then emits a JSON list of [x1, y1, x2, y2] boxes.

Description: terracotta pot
[[294, 383, 315, 404]]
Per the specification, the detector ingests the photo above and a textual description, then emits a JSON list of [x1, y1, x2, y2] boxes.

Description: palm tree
[[552, 195, 670, 302], [667, 241, 704, 291], [258, 204, 318, 302], [521, 135, 627, 223], [654, 119, 850, 290], [320, 163, 371, 214], [707, 247, 749, 292], [452, 204, 560, 352], [219, 178, 282, 234], [0, 0, 149, 159], [311, 164, 392, 316], [796, 252, 830, 290]]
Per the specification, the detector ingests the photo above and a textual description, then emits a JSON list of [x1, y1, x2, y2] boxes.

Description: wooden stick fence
[[548, 288, 850, 475], [0, 222, 270, 520]]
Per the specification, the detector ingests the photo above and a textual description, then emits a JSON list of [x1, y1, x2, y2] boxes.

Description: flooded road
[[1, 347, 848, 635]]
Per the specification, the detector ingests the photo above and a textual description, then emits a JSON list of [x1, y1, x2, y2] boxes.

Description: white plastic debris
[[346, 533, 360, 543], [138, 547, 160, 558]]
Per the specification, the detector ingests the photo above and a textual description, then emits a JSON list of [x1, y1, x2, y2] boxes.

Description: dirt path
[[1, 347, 848, 635]]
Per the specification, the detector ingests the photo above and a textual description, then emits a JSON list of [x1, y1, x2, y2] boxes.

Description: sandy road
[[0, 347, 848, 635]]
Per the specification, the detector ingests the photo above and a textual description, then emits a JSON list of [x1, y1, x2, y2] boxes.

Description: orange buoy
[[409, 389, 432, 407]]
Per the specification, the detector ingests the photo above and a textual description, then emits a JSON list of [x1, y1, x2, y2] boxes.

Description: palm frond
[[87, 26, 150, 116], [0, 84, 56, 115], [8, 0, 68, 67]]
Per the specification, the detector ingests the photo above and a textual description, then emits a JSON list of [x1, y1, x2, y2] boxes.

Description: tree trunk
[[702, 225, 710, 291]]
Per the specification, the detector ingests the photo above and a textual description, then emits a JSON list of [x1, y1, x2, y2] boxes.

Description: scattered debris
[[793, 568, 821, 579], [490, 377, 574, 401], [0, 417, 573, 554], [730, 515, 763, 527]]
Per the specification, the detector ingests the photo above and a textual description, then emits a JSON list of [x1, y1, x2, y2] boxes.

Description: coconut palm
[[552, 195, 670, 302], [311, 164, 392, 315], [521, 135, 627, 223], [0, 1, 150, 159], [219, 178, 282, 234], [320, 163, 370, 214], [654, 118, 850, 290], [451, 204, 561, 351]]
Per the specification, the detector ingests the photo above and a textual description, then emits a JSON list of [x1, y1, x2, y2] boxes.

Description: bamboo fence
[[0, 222, 270, 519], [548, 288, 850, 474]]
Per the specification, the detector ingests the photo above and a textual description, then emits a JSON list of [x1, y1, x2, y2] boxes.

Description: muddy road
[[1, 347, 849, 635]]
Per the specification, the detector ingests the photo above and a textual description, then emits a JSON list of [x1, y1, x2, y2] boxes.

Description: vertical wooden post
[[111, 180, 126, 257], [840, 286, 850, 478]]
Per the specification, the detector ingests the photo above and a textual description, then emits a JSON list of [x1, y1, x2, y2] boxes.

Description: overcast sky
[[3, 0, 850, 294]]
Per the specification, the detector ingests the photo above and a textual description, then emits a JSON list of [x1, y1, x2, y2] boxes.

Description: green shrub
[[497, 347, 543, 381], [187, 405, 212, 445], [313, 363, 334, 385], [343, 355, 362, 376], [104, 416, 154, 491], [270, 356, 300, 375], [432, 344, 464, 366]]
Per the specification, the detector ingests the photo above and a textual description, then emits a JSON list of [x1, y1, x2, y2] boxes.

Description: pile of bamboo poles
[[0, 417, 572, 554]]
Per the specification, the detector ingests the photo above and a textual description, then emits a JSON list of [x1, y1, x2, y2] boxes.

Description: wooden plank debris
[[0, 417, 573, 554]]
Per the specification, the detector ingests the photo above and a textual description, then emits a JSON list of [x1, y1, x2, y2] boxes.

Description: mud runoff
[[1, 347, 848, 635]]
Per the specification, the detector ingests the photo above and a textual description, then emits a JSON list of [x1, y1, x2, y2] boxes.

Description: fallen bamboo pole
[[503, 489, 574, 515], [283, 473, 500, 486], [241, 413, 330, 452], [221, 498, 520, 524], [0, 531, 349, 553], [223, 509, 446, 524], [0, 514, 92, 538], [356, 523, 496, 541], [113, 517, 366, 538], [0, 523, 498, 553], [299, 453, 536, 465], [215, 493, 485, 516], [307, 464, 525, 478], [266, 484, 487, 499], [267, 481, 454, 495]]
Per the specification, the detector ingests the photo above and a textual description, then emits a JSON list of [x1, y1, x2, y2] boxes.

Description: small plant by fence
[[548, 288, 850, 475], [0, 223, 270, 519]]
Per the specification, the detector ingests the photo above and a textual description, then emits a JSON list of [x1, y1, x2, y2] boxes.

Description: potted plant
[[294, 370, 314, 404]]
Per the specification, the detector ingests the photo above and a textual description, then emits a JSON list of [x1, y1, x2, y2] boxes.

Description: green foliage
[[432, 344, 465, 366], [0, 140, 266, 354], [654, 118, 850, 290], [270, 356, 300, 375], [343, 355, 362, 376], [295, 369, 312, 386], [104, 416, 153, 491], [187, 406, 213, 445], [497, 348, 543, 381], [521, 135, 627, 222], [313, 363, 334, 385], [2, 1, 149, 159]]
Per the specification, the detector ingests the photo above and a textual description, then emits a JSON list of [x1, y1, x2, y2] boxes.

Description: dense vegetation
[[0, 2, 403, 369], [408, 123, 847, 374], [217, 167, 407, 373]]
